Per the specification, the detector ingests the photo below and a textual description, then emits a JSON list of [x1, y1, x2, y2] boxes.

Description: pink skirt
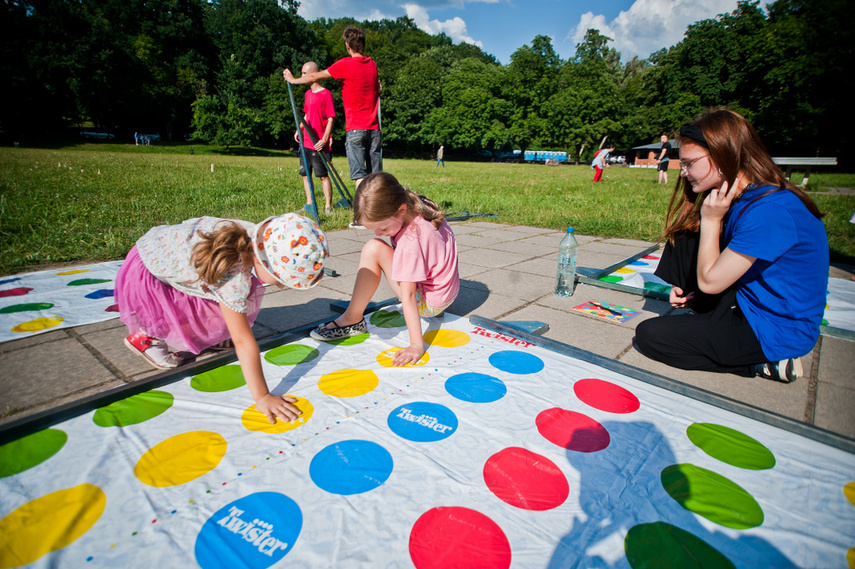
[[115, 246, 264, 354]]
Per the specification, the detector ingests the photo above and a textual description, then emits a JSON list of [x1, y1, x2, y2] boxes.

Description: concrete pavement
[[2, 221, 853, 445]]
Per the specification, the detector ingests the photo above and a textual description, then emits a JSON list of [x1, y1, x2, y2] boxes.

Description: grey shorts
[[345, 129, 382, 180], [298, 148, 329, 178]]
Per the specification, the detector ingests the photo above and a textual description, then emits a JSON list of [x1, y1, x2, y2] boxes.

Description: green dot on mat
[[687, 423, 776, 470], [624, 521, 736, 569], [370, 309, 406, 328], [821, 318, 829, 326], [328, 332, 369, 346], [599, 276, 623, 283], [0, 428, 68, 478], [191, 365, 246, 392], [661, 463, 764, 529], [0, 303, 54, 314], [265, 344, 320, 366], [644, 282, 672, 294], [67, 278, 111, 286], [93, 390, 174, 427]]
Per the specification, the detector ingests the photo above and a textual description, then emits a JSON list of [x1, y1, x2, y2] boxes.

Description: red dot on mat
[[409, 506, 511, 569], [574, 378, 640, 414], [536, 408, 610, 452], [483, 447, 569, 510]]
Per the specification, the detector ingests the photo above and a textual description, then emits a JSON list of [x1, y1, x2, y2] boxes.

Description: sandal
[[124, 332, 182, 370], [755, 357, 802, 383], [310, 317, 367, 341], [207, 339, 234, 352]]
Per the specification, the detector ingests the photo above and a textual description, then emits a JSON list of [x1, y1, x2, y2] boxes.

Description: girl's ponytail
[[409, 191, 445, 229], [192, 221, 254, 290]]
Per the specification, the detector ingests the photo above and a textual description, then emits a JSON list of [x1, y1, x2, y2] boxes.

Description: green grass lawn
[[1, 144, 853, 276]]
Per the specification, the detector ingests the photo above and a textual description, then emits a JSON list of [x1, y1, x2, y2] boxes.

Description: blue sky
[[297, 0, 743, 64]]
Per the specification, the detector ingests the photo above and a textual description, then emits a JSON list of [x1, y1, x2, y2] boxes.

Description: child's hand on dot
[[257, 394, 302, 424], [392, 345, 425, 367]]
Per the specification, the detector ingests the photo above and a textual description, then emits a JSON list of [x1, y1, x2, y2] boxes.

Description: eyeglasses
[[680, 154, 709, 172]]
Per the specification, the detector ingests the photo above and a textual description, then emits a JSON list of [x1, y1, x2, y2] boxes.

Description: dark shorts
[[658, 158, 670, 172], [345, 129, 382, 180], [298, 148, 329, 178]]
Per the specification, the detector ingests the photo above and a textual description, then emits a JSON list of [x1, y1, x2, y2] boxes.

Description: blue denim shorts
[[345, 129, 382, 180]]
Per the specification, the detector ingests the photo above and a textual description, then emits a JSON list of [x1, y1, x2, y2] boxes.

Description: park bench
[[772, 157, 837, 186]]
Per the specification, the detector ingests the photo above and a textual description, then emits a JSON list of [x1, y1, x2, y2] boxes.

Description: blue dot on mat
[[489, 350, 545, 375], [388, 402, 458, 442], [309, 440, 393, 495], [629, 260, 650, 267], [445, 372, 507, 403], [85, 289, 114, 299], [195, 492, 301, 569]]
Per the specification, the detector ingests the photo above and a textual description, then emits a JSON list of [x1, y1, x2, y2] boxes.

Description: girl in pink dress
[[115, 213, 328, 424], [310, 172, 459, 366]]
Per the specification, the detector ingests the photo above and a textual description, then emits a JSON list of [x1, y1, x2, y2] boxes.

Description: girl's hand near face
[[701, 177, 741, 223]]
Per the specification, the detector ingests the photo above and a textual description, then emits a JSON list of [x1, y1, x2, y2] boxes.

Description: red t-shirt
[[328, 56, 380, 131], [301, 87, 335, 151]]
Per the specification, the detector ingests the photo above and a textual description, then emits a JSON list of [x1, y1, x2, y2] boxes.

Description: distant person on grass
[[591, 144, 615, 182], [293, 61, 336, 215], [436, 145, 444, 167], [284, 26, 381, 189], [634, 109, 828, 383], [116, 214, 328, 424], [309, 172, 459, 367], [657, 134, 671, 184]]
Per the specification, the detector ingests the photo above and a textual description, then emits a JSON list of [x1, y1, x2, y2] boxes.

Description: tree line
[[2, 0, 851, 165]]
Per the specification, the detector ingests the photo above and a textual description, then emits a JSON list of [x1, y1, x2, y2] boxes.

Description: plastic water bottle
[[555, 228, 578, 297]]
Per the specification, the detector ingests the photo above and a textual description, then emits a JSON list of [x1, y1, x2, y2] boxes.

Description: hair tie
[[679, 123, 709, 149]]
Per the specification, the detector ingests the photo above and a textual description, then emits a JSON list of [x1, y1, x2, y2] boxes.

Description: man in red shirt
[[292, 61, 336, 215], [284, 26, 381, 189]]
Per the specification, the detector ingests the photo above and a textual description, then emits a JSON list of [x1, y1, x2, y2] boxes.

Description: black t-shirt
[[660, 141, 671, 160]]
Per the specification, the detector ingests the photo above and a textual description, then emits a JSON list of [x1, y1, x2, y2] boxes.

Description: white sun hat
[[252, 213, 329, 288]]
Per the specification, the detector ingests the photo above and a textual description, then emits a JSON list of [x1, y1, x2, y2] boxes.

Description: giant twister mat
[[1, 308, 854, 568], [0, 261, 123, 344]]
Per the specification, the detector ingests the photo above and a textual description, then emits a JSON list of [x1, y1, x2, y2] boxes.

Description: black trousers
[[634, 233, 767, 377]]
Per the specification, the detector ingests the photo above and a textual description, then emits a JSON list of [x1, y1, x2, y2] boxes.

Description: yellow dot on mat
[[376, 347, 430, 367], [134, 431, 226, 487], [55, 269, 89, 275], [0, 484, 105, 566], [11, 317, 64, 333], [319, 369, 379, 397], [241, 397, 314, 433], [845, 481, 855, 507], [423, 329, 470, 348]]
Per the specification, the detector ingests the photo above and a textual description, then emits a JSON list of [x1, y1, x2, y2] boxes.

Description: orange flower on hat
[[313, 262, 323, 270], [264, 228, 273, 240], [291, 239, 298, 248], [297, 266, 305, 272], [298, 236, 308, 246], [281, 255, 290, 263]]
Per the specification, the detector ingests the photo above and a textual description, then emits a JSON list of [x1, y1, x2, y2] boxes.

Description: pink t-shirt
[[391, 216, 459, 308], [301, 87, 335, 151], [327, 56, 379, 131]]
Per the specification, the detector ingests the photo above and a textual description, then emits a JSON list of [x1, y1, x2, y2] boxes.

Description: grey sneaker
[[310, 318, 367, 341], [325, 207, 334, 215], [755, 357, 802, 383]]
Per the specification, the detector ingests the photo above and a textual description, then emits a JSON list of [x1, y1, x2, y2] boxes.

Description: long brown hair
[[354, 172, 445, 230], [191, 221, 254, 289], [663, 109, 823, 243]]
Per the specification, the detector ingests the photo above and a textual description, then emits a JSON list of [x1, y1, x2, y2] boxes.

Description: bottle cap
[[567, 227, 574, 233]]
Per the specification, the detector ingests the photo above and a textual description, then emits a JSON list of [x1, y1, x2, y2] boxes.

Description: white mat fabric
[[0, 261, 123, 343], [1, 309, 853, 568]]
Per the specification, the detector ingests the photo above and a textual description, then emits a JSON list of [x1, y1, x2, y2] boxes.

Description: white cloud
[[404, 4, 483, 47], [570, 0, 738, 60]]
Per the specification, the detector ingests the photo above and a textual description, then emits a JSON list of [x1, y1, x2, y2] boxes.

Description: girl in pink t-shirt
[[310, 172, 459, 366]]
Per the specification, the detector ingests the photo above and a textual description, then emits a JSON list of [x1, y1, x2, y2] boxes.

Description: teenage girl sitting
[[116, 213, 328, 423], [635, 109, 828, 383], [310, 172, 460, 367]]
